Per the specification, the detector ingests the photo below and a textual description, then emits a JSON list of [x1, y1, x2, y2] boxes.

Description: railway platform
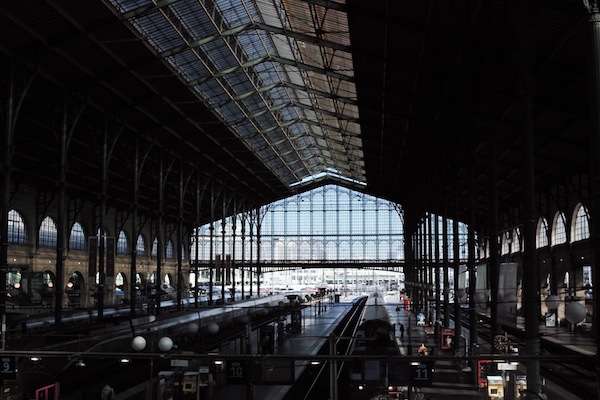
[[389, 298, 595, 400], [211, 296, 355, 400], [386, 296, 485, 399]]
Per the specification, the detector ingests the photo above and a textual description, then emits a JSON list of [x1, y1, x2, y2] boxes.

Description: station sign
[[0, 356, 16, 380], [226, 359, 295, 385], [497, 362, 518, 371], [409, 361, 433, 387], [226, 360, 248, 384], [171, 359, 189, 367]]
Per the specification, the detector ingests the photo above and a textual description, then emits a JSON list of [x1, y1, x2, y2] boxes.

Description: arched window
[[536, 217, 549, 248], [69, 222, 86, 250], [571, 204, 590, 242], [165, 240, 174, 259], [117, 230, 129, 254], [501, 231, 510, 255], [136, 234, 147, 256], [8, 209, 27, 244], [552, 212, 567, 245], [511, 228, 521, 253], [151, 237, 158, 257], [39, 216, 57, 247]]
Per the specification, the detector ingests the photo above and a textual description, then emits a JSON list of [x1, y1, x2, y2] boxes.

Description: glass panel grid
[[39, 217, 58, 248], [107, 0, 364, 187], [8, 210, 27, 244], [69, 222, 86, 250]]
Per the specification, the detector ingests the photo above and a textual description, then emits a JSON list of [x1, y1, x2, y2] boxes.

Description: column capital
[[584, 0, 600, 14]]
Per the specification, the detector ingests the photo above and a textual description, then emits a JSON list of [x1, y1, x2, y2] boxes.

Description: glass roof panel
[[107, 0, 365, 187]]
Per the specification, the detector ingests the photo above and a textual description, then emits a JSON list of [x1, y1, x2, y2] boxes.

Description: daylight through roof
[[106, 0, 365, 189]]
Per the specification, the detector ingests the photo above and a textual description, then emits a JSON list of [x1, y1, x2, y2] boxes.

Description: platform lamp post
[[132, 335, 174, 400], [565, 301, 586, 333], [544, 295, 560, 327]]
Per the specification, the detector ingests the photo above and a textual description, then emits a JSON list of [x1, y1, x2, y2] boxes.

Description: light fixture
[[120, 358, 131, 363], [30, 356, 42, 362], [213, 360, 223, 365], [75, 359, 86, 367], [158, 337, 174, 352]]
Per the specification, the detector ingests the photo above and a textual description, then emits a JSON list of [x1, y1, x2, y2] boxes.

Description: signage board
[[441, 328, 455, 349], [409, 361, 432, 387], [0, 356, 16, 380], [226, 360, 248, 384], [497, 362, 518, 371], [171, 359, 189, 367]]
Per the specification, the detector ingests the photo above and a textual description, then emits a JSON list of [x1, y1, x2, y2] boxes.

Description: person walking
[[399, 323, 404, 339]]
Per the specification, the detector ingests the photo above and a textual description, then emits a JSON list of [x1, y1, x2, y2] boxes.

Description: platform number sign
[[226, 360, 247, 384], [0, 356, 16, 380], [409, 361, 432, 387]]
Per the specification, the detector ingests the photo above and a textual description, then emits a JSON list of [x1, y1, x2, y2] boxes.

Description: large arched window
[[501, 231, 511, 255], [8, 209, 27, 244], [69, 222, 86, 250], [39, 216, 58, 247], [117, 230, 129, 254], [166, 240, 174, 259], [511, 228, 521, 253], [536, 217, 549, 248], [552, 211, 568, 245], [571, 204, 590, 242], [136, 234, 147, 256], [151, 237, 158, 257]]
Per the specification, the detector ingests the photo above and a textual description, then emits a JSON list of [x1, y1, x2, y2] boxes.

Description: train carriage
[[348, 292, 400, 400]]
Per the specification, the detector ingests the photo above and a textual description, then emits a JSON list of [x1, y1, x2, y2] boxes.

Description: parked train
[[348, 291, 400, 400], [8, 294, 299, 352]]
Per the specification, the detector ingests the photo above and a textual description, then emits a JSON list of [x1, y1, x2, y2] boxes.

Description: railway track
[[282, 296, 367, 400]]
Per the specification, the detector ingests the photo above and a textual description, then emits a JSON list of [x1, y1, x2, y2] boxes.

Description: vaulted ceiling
[[0, 0, 592, 232]]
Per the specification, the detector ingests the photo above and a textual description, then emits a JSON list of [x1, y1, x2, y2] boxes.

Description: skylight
[[105, 0, 365, 188]]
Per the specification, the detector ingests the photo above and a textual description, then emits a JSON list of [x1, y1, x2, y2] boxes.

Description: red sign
[[441, 328, 455, 349], [477, 360, 493, 388]]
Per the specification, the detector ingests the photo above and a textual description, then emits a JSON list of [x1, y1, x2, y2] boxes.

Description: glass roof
[[106, 0, 364, 188]]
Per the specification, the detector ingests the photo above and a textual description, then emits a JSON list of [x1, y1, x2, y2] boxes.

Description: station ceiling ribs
[[0, 0, 591, 230]]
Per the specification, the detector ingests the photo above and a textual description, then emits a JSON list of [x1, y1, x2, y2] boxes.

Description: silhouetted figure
[[101, 385, 115, 400]]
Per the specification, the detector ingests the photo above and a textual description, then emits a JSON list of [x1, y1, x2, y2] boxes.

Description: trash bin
[[334, 294, 340, 302]]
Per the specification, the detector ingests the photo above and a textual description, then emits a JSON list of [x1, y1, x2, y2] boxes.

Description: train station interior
[[0, 1, 599, 399]]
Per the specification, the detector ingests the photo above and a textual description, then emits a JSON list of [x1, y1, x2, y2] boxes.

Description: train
[[7, 294, 299, 352], [3, 293, 302, 400], [348, 291, 400, 400]]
